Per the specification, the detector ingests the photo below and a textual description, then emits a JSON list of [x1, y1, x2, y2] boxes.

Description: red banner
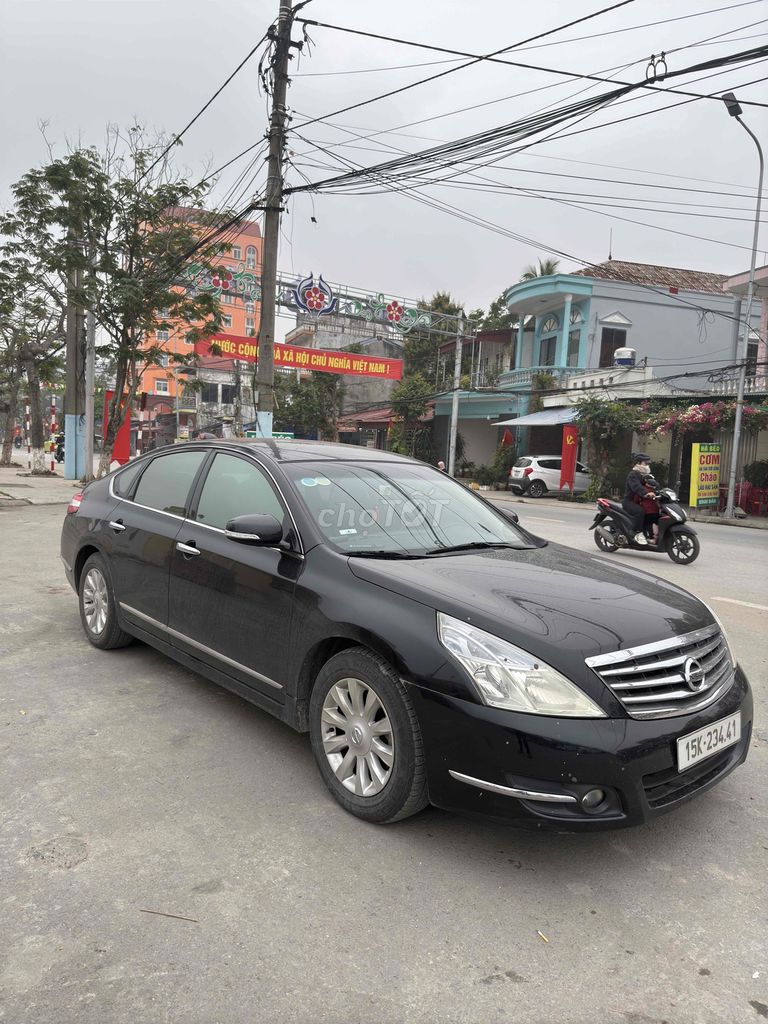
[[104, 390, 131, 466], [560, 424, 579, 491], [195, 334, 403, 380]]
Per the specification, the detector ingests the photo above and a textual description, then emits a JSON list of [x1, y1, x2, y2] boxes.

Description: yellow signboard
[[689, 443, 721, 508]]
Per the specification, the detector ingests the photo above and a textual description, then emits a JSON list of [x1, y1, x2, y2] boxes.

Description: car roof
[[187, 438, 420, 464]]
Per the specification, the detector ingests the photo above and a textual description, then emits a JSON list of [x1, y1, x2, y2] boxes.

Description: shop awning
[[494, 407, 578, 427]]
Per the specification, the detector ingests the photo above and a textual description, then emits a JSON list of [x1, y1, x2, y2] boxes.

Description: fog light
[[582, 788, 606, 810]]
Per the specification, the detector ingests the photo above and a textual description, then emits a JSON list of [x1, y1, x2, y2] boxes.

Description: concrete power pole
[[447, 315, 464, 477], [255, 0, 294, 438], [64, 226, 86, 480]]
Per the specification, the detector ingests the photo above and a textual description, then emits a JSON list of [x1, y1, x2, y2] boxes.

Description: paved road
[[1, 505, 767, 1024]]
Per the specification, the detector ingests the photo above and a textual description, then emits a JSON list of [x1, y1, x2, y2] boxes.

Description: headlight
[[437, 613, 606, 717], [702, 602, 736, 668]]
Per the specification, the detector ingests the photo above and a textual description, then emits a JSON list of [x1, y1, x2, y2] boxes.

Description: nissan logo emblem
[[351, 725, 364, 745], [683, 657, 706, 691]]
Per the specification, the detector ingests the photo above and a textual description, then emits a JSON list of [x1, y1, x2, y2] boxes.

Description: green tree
[[388, 372, 434, 460], [481, 289, 516, 331], [576, 395, 643, 498], [1, 128, 228, 476], [520, 258, 560, 281], [403, 290, 464, 378]]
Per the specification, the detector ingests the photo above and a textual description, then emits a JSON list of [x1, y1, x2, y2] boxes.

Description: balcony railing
[[709, 374, 767, 397], [497, 365, 582, 388]]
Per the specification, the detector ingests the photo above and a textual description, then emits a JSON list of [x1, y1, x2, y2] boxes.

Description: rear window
[[514, 458, 532, 468], [133, 451, 207, 516], [113, 460, 143, 497]]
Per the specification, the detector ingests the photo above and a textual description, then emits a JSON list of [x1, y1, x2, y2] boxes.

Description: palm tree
[[520, 258, 560, 281]]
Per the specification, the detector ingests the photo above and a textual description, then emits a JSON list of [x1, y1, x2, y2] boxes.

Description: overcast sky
[[1, 0, 766, 333]]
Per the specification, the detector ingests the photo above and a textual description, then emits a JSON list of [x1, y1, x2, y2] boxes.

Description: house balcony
[[497, 365, 583, 390], [709, 373, 767, 397]]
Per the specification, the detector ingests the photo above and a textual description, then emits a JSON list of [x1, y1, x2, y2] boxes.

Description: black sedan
[[61, 440, 752, 830]]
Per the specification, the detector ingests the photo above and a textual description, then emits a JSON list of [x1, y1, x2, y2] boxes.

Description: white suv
[[509, 455, 591, 498]]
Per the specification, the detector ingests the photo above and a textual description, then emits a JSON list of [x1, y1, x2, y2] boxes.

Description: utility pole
[[447, 315, 464, 477], [83, 306, 95, 481], [64, 224, 86, 480], [256, 0, 295, 438], [721, 93, 763, 518]]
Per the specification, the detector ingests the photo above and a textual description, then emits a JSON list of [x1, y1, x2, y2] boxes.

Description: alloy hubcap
[[321, 677, 395, 797], [82, 568, 108, 635]]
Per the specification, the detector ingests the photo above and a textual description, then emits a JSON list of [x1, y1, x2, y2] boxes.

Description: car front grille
[[585, 623, 734, 720]]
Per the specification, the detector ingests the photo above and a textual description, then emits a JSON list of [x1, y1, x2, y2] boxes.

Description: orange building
[[138, 214, 263, 404]]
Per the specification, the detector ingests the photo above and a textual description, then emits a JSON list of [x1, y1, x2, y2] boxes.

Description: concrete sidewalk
[[0, 464, 85, 507]]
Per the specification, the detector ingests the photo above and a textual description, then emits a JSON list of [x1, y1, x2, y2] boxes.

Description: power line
[[292, 0, 641, 130], [143, 31, 271, 180]]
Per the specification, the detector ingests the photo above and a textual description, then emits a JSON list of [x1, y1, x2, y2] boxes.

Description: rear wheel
[[78, 553, 133, 649], [309, 648, 428, 823], [527, 479, 547, 498], [593, 523, 619, 553], [667, 530, 700, 565]]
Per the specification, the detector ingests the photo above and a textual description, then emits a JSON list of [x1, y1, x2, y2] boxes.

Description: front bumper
[[407, 666, 752, 831]]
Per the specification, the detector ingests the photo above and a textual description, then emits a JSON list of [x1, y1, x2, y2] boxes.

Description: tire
[[78, 553, 133, 650], [666, 530, 700, 565], [527, 479, 547, 498], [593, 523, 619, 553], [309, 647, 429, 824]]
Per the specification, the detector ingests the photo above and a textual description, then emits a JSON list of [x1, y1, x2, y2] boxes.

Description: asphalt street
[[1, 503, 767, 1024]]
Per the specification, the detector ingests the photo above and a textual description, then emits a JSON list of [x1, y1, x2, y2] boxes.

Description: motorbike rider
[[637, 473, 661, 544], [623, 453, 656, 546]]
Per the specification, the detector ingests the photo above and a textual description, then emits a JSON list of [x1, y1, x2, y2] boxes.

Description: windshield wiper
[[347, 549, 426, 559], [424, 541, 519, 555]]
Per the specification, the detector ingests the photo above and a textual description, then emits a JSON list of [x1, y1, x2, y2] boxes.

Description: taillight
[[67, 492, 84, 515], [523, 467, 533, 476]]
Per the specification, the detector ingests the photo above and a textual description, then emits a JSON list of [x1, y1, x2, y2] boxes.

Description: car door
[[537, 457, 561, 492], [167, 450, 301, 703], [107, 449, 210, 639], [575, 461, 591, 493]]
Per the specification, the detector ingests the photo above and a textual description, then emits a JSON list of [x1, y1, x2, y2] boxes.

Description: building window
[[223, 315, 232, 329], [540, 336, 556, 366], [222, 293, 232, 305], [570, 307, 583, 325], [201, 382, 218, 403], [158, 353, 169, 368], [540, 315, 559, 335], [158, 307, 170, 318], [246, 317, 255, 334], [599, 327, 627, 367], [567, 329, 580, 367], [245, 301, 254, 314], [154, 379, 169, 395], [221, 384, 237, 404], [246, 246, 256, 269], [747, 337, 759, 377], [156, 329, 169, 342], [232, 246, 242, 261]]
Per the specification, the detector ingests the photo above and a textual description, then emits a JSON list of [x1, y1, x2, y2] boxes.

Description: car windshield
[[285, 461, 533, 555]]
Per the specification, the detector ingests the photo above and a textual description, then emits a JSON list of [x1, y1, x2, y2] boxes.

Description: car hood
[[348, 542, 712, 671]]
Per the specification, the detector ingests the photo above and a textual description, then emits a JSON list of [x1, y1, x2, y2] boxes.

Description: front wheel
[[309, 648, 428, 824], [667, 530, 700, 565]]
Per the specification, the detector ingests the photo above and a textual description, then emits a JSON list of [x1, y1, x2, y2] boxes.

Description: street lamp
[[721, 92, 764, 518]]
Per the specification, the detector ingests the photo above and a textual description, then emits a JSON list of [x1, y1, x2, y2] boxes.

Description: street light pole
[[447, 315, 464, 477], [722, 93, 764, 518]]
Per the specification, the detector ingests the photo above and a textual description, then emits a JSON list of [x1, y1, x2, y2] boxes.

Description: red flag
[[502, 428, 514, 446], [104, 391, 131, 466], [560, 424, 579, 491]]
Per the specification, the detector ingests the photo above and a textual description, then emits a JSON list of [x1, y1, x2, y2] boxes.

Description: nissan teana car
[[61, 440, 751, 830]]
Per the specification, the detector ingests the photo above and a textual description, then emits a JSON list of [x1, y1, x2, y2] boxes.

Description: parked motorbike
[[588, 486, 700, 565]]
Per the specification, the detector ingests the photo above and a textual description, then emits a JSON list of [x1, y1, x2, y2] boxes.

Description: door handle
[[108, 520, 126, 532], [176, 541, 200, 557]]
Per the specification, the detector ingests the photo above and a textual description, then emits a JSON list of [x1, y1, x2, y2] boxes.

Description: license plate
[[677, 713, 741, 772]]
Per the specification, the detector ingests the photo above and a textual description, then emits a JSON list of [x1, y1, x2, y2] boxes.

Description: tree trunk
[[1, 393, 19, 466], [25, 356, 47, 475]]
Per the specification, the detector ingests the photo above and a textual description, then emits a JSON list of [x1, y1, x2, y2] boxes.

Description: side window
[[133, 452, 207, 516], [576, 462, 588, 473], [113, 460, 144, 497], [195, 453, 283, 530], [538, 458, 560, 470]]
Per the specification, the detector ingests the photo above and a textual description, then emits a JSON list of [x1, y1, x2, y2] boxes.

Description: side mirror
[[500, 507, 519, 524], [224, 513, 284, 545]]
